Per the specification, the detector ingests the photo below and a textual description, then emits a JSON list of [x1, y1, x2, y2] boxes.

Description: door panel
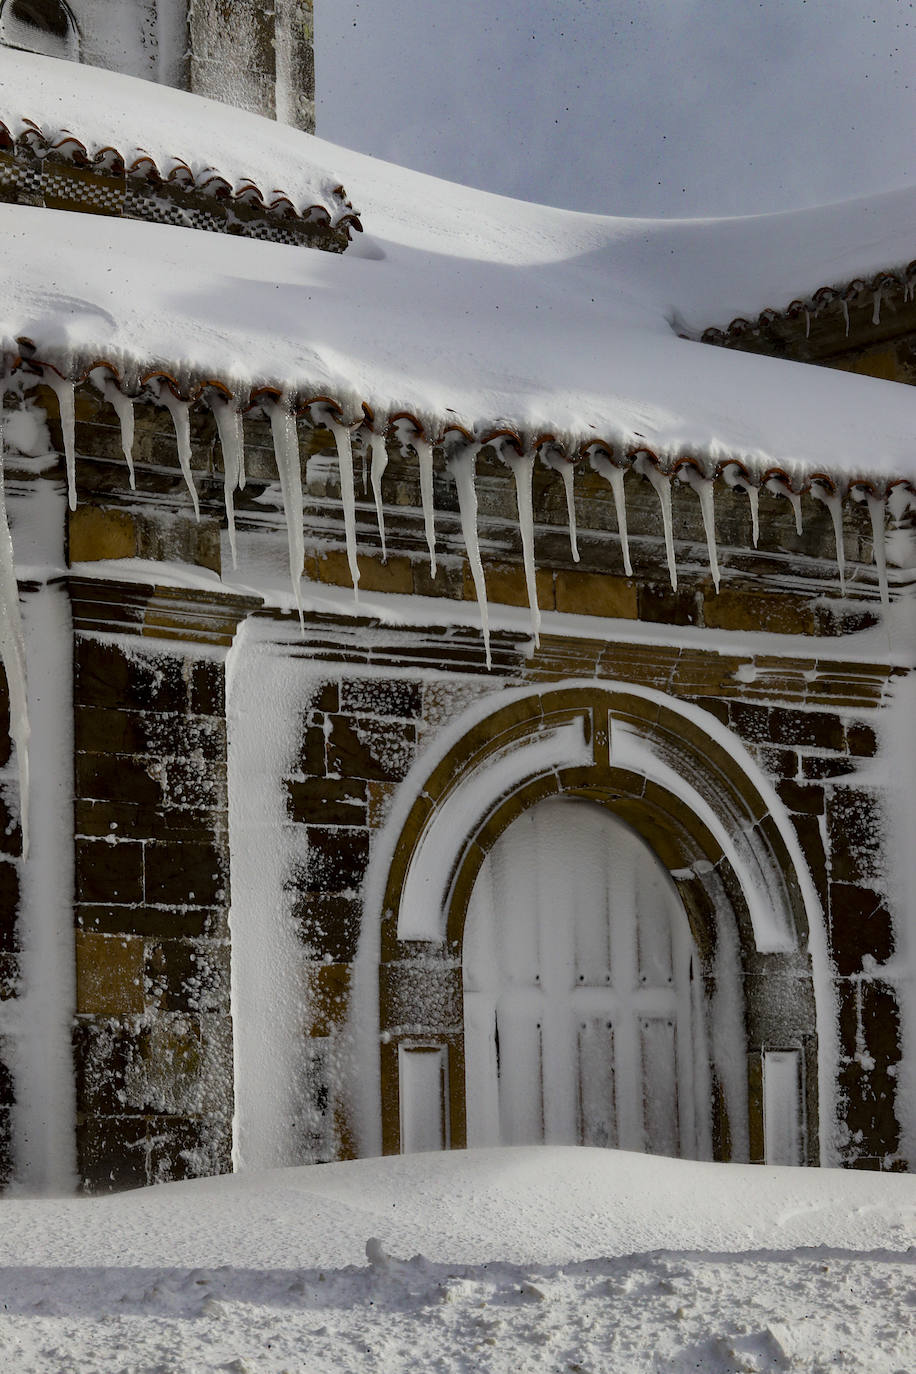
[[464, 795, 706, 1158]]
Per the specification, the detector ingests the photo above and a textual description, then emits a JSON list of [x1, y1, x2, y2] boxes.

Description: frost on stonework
[[0, 362, 909, 851]]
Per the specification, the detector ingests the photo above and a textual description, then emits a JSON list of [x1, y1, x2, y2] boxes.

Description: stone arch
[[0, 0, 80, 59], [378, 684, 831, 1164]]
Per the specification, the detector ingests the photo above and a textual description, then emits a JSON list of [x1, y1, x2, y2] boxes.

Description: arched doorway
[[463, 795, 711, 1158], [375, 685, 828, 1167]]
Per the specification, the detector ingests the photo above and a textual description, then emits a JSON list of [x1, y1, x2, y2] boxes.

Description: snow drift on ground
[[1, 1146, 914, 1373]]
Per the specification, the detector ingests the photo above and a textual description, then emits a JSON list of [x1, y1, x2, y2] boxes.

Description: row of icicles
[[0, 365, 905, 859], [34, 368, 903, 667]]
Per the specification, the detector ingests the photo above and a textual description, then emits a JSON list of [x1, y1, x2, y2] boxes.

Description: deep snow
[[0, 1147, 914, 1373], [4, 49, 916, 487]]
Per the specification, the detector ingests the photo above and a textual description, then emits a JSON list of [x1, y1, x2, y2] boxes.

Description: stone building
[[0, 14, 913, 1192], [0, 0, 315, 130]]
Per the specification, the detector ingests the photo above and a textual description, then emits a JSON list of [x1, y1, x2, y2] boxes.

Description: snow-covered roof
[[4, 49, 916, 495], [0, 48, 360, 238]]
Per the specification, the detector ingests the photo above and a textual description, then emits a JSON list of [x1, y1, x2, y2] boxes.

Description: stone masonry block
[[69, 506, 138, 562], [829, 884, 894, 975], [340, 678, 422, 719], [325, 715, 415, 782], [145, 940, 230, 1016], [770, 708, 846, 752], [0, 861, 19, 952], [703, 588, 815, 635], [76, 932, 144, 1015], [304, 827, 370, 893], [555, 569, 638, 619], [827, 787, 885, 886], [144, 842, 227, 907], [286, 777, 367, 827], [75, 839, 144, 905], [292, 893, 361, 962], [76, 752, 163, 808], [837, 1059, 899, 1159]]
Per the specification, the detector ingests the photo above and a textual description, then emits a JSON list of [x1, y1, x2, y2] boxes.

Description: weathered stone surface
[[555, 570, 638, 619], [827, 787, 885, 886], [0, 861, 19, 952], [637, 584, 700, 627], [305, 963, 351, 1037], [325, 715, 415, 782], [144, 842, 228, 907], [770, 708, 846, 752], [304, 827, 370, 893], [801, 754, 857, 781], [69, 507, 138, 562], [829, 884, 894, 975], [787, 814, 829, 910], [76, 932, 145, 1015], [777, 780, 825, 815], [77, 902, 225, 940], [75, 839, 144, 905], [838, 1059, 900, 1159], [77, 1115, 149, 1192], [76, 752, 163, 808], [859, 981, 902, 1067], [340, 678, 422, 720], [145, 940, 230, 1015], [703, 588, 814, 635], [292, 893, 361, 963], [846, 721, 879, 758], [286, 776, 368, 826]]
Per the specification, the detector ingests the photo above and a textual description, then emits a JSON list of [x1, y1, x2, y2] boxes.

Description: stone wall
[[72, 624, 235, 1189], [0, 375, 908, 1186], [266, 627, 901, 1171], [0, 665, 18, 1187]]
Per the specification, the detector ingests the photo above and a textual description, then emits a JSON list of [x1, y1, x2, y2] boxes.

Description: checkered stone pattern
[[123, 191, 196, 229], [0, 148, 347, 252], [43, 170, 125, 214]]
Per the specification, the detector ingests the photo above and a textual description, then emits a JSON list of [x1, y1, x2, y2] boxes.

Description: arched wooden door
[[463, 795, 711, 1157]]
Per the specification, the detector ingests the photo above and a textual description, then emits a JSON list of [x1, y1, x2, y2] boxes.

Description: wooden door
[[463, 795, 707, 1156]]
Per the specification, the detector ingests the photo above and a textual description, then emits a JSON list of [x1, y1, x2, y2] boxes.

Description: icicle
[[873, 287, 883, 326], [0, 426, 29, 858], [788, 489, 803, 535], [106, 385, 136, 490], [414, 435, 438, 577], [746, 484, 760, 548], [158, 391, 200, 520], [44, 372, 76, 510], [558, 460, 580, 562], [369, 430, 389, 561], [813, 487, 846, 595], [268, 404, 305, 625], [841, 298, 850, 336], [451, 446, 491, 668], [642, 461, 677, 590], [327, 417, 360, 597], [867, 492, 890, 615], [590, 453, 632, 576], [804, 308, 810, 339], [687, 472, 720, 592], [213, 403, 244, 571], [508, 451, 541, 644]]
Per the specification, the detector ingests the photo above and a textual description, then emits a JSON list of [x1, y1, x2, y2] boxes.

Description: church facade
[[0, 2, 912, 1192]]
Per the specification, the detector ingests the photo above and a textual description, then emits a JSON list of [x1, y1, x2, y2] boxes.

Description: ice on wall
[[0, 429, 29, 856], [0, 366, 905, 852]]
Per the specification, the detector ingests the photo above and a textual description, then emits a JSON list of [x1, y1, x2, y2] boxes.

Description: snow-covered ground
[[1, 1147, 914, 1373]]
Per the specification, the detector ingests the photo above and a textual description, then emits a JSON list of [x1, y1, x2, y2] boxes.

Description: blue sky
[[317, 1, 916, 217]]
